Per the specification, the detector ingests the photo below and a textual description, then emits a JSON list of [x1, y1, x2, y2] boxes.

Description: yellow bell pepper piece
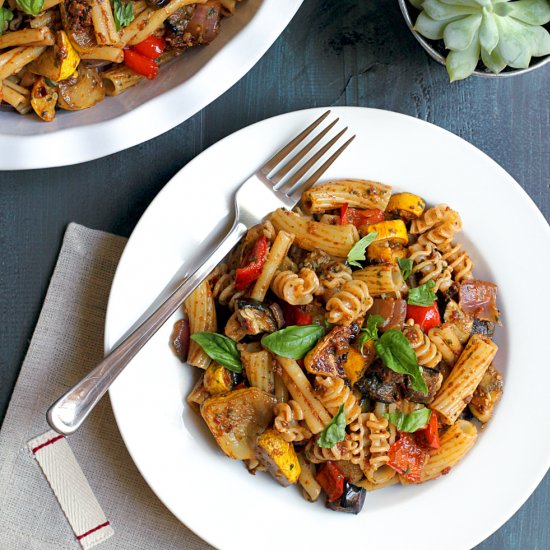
[[28, 31, 79, 82], [363, 219, 408, 245], [256, 429, 301, 486], [386, 193, 426, 219], [203, 363, 233, 395], [367, 242, 407, 263]]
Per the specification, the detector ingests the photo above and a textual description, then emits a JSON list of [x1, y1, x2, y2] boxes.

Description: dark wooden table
[[1, 0, 548, 547]]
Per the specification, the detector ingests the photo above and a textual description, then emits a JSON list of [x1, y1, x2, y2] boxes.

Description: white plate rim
[[105, 106, 550, 550], [0, 0, 303, 170]]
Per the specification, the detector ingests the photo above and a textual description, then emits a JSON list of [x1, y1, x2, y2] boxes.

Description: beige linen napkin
[[0, 223, 213, 550]]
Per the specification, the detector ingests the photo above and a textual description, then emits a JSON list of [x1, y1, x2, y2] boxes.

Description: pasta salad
[[171, 178, 503, 514], [0, 0, 240, 121]]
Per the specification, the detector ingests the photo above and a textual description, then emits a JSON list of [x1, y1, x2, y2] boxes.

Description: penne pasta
[[276, 356, 331, 434], [184, 280, 217, 370], [1, 79, 31, 113], [302, 179, 392, 214], [101, 64, 142, 95], [270, 208, 358, 258], [251, 230, 294, 301], [431, 335, 498, 425], [0, 27, 54, 49], [241, 346, 274, 394], [80, 46, 124, 63], [421, 420, 477, 481], [89, 0, 122, 46], [297, 453, 322, 501], [0, 46, 45, 80]]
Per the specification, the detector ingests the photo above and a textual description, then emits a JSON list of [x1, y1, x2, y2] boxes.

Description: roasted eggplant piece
[[255, 429, 301, 487], [405, 367, 442, 404], [326, 481, 366, 514], [471, 318, 496, 338], [201, 388, 276, 460], [234, 299, 283, 336], [304, 324, 359, 378], [356, 362, 404, 403], [170, 318, 190, 361], [469, 365, 503, 423]]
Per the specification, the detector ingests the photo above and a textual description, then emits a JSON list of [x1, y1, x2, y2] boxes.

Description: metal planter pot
[[398, 0, 550, 78]]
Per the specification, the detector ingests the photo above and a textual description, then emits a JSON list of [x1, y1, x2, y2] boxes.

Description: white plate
[[105, 107, 550, 550], [0, 0, 302, 170]]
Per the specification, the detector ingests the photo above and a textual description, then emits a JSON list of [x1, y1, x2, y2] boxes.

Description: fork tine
[[270, 118, 339, 186], [289, 135, 356, 203], [260, 111, 331, 176], [278, 127, 349, 194]]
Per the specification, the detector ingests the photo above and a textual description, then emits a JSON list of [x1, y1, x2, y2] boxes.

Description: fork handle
[[47, 220, 248, 435]]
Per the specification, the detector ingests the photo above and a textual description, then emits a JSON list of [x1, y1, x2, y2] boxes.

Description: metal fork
[[47, 111, 355, 435]]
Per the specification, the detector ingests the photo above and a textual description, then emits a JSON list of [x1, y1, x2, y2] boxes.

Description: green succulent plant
[[409, 0, 550, 81]]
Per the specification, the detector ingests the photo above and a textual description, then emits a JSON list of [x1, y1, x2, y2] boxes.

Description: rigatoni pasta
[[171, 178, 503, 514]]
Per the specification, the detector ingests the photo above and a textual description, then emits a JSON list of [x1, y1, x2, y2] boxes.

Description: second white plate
[[105, 107, 550, 550]]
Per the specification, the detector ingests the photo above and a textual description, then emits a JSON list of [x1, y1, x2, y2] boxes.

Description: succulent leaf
[[481, 44, 507, 72], [444, 14, 483, 50], [495, 16, 532, 67], [507, 0, 550, 26], [446, 29, 481, 80], [440, 0, 483, 6], [415, 12, 460, 39], [423, 0, 480, 21], [479, 10, 499, 53], [519, 20, 550, 56], [409, 0, 425, 8]]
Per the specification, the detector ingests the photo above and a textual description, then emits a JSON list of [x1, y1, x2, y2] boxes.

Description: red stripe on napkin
[[76, 521, 111, 541], [31, 434, 65, 454]]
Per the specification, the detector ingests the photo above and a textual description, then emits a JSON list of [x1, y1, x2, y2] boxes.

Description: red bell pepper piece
[[132, 35, 166, 60], [315, 461, 345, 502], [416, 411, 440, 449], [388, 433, 428, 483], [406, 303, 441, 332], [124, 49, 158, 80], [281, 303, 313, 326], [234, 235, 268, 291], [341, 203, 384, 228]]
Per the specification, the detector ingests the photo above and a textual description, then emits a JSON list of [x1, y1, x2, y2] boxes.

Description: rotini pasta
[[172, 178, 503, 514], [271, 268, 319, 305], [325, 279, 373, 325]]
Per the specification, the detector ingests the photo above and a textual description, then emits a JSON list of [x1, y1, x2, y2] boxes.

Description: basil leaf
[[358, 314, 384, 352], [113, 0, 134, 30], [397, 257, 413, 281], [261, 324, 324, 359], [385, 408, 431, 432], [190, 332, 242, 372], [374, 330, 428, 394], [15, 0, 44, 16], [347, 232, 377, 268], [0, 6, 14, 35], [317, 405, 346, 448], [407, 280, 437, 306]]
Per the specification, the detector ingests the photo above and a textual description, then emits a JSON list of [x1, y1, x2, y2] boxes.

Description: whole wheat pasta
[[252, 230, 295, 301], [184, 280, 217, 370], [270, 208, 359, 258], [431, 335, 498, 424], [302, 179, 392, 213], [421, 420, 477, 481]]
